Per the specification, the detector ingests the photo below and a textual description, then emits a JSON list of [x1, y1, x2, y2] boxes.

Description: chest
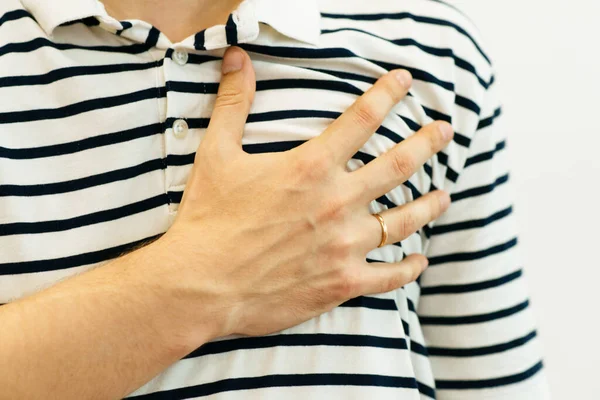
[[0, 38, 455, 300]]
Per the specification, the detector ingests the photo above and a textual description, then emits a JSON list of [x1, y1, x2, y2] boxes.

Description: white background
[[447, 1, 600, 398]]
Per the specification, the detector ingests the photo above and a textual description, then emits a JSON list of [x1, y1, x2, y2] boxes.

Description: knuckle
[[295, 148, 332, 181], [352, 100, 380, 130], [389, 151, 416, 178], [215, 88, 247, 108], [400, 212, 419, 236], [333, 268, 361, 299], [330, 231, 357, 260]]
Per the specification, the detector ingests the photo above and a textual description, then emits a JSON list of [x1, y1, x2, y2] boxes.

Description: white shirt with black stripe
[[0, 0, 550, 398]]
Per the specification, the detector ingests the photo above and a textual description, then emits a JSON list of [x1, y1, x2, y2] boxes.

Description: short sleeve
[[417, 75, 551, 399]]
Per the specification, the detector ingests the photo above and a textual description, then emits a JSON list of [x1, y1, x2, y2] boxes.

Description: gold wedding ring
[[372, 213, 388, 248]]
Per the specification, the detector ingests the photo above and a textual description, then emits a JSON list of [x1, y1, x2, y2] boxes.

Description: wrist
[[127, 232, 230, 352]]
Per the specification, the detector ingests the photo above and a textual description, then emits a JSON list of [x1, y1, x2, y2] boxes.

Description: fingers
[[310, 69, 412, 165], [361, 190, 451, 249], [358, 253, 429, 296], [204, 46, 256, 155], [352, 121, 454, 203]]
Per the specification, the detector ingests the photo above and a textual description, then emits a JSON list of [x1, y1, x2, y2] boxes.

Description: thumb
[[204, 46, 256, 154]]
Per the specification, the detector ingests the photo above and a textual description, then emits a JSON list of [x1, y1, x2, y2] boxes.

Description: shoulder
[[319, 1, 491, 57], [317, 0, 495, 96]]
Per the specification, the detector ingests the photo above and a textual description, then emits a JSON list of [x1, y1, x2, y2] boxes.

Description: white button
[[172, 49, 189, 66], [172, 119, 188, 138]]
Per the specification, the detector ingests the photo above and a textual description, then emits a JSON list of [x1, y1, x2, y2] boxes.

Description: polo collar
[[19, 0, 321, 46]]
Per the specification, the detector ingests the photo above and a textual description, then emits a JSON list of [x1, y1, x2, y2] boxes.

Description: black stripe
[[165, 48, 219, 64], [307, 66, 378, 84], [445, 166, 458, 182], [59, 17, 100, 28], [194, 30, 206, 50], [170, 78, 363, 96], [165, 153, 195, 166], [421, 269, 522, 295], [410, 341, 429, 357], [436, 360, 543, 389], [167, 190, 183, 204], [464, 140, 506, 167], [428, 330, 537, 357], [128, 373, 419, 399], [186, 333, 408, 359], [423, 105, 451, 123], [477, 107, 502, 130], [225, 14, 238, 45], [419, 299, 529, 325], [320, 27, 490, 89], [0, 234, 163, 275], [145, 27, 160, 47], [428, 237, 517, 266], [422, 223, 432, 239], [239, 43, 455, 92], [116, 21, 133, 35], [0, 37, 156, 57], [320, 11, 491, 64], [451, 173, 509, 202], [0, 60, 161, 88], [406, 297, 416, 312], [0, 87, 165, 125], [0, 158, 165, 197], [418, 106, 469, 147], [402, 319, 410, 337], [0, 9, 32, 27], [417, 380, 436, 399], [0, 123, 163, 160], [340, 296, 398, 311], [455, 94, 481, 115], [0, 194, 167, 236], [431, 205, 512, 235]]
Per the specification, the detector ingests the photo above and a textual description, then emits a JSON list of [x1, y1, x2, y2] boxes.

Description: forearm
[[0, 237, 215, 400]]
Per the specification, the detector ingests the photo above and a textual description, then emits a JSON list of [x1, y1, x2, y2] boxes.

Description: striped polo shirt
[[0, 0, 550, 398]]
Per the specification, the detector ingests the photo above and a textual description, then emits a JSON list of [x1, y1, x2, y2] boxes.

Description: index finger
[[312, 69, 412, 165]]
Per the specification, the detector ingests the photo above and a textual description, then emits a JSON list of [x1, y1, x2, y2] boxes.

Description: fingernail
[[222, 47, 244, 74], [439, 191, 451, 211], [438, 122, 453, 141], [395, 70, 412, 88]]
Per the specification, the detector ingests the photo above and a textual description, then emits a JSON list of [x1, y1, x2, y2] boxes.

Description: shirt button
[[172, 119, 188, 138], [173, 49, 189, 66]]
